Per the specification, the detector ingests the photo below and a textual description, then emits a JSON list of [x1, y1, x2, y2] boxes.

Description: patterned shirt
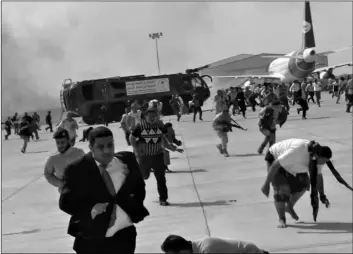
[[131, 119, 167, 156]]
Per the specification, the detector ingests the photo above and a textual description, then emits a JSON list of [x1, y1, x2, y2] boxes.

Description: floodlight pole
[[149, 32, 163, 75]]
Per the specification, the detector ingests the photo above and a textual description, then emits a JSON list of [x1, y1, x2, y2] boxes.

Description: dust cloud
[[1, 2, 214, 116]]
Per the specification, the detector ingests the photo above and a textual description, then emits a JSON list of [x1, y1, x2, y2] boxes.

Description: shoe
[[160, 200, 170, 206], [257, 148, 263, 155], [21, 148, 25, 153], [297, 109, 300, 115], [302, 117, 307, 119]]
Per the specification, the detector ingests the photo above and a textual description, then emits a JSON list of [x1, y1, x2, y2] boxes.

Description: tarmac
[[2, 93, 352, 253]]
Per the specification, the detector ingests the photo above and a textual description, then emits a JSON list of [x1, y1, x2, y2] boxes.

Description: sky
[[2, 1, 352, 115]]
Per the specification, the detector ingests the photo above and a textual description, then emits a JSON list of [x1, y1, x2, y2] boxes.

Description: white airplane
[[192, 1, 352, 84]]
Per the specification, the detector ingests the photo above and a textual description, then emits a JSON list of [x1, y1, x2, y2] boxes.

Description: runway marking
[[180, 130, 212, 236], [269, 239, 352, 252], [1, 174, 44, 203]]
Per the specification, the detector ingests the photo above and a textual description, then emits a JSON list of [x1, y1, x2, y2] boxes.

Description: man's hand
[[261, 183, 270, 198], [91, 202, 109, 220], [176, 148, 184, 153]]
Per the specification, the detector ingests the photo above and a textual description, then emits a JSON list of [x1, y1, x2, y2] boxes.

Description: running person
[[44, 129, 85, 193]]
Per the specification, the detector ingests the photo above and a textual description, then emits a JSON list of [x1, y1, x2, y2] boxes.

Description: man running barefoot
[[261, 138, 332, 228]]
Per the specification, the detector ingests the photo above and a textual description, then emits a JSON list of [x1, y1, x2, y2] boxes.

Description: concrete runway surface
[[2, 93, 352, 253]]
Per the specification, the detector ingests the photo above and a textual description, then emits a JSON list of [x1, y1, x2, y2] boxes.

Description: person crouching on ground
[[161, 234, 269, 254], [257, 100, 287, 155], [163, 122, 183, 173], [261, 139, 332, 228]]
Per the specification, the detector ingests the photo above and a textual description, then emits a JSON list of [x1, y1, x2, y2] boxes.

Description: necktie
[[99, 164, 117, 228]]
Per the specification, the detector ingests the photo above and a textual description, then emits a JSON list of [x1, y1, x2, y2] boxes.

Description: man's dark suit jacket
[[59, 151, 149, 240]]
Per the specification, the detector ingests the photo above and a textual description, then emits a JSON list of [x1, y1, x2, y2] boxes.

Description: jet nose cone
[[310, 50, 316, 56]]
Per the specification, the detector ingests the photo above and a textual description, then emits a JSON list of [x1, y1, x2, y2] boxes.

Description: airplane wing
[[313, 62, 352, 73], [198, 53, 285, 77]]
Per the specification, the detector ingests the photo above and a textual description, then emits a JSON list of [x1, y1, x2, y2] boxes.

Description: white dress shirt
[[95, 157, 133, 237]]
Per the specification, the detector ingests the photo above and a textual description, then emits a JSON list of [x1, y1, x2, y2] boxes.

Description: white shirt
[[289, 83, 300, 92], [313, 82, 322, 92], [95, 157, 133, 237], [269, 139, 311, 176], [128, 110, 141, 125]]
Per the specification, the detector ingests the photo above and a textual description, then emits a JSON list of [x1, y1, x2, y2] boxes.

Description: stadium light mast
[[149, 32, 163, 75]]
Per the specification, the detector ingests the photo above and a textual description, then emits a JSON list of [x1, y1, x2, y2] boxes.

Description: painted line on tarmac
[[1, 174, 44, 203], [270, 239, 352, 253]]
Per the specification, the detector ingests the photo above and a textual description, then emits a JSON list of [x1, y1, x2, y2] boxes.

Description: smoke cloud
[[2, 2, 351, 117]]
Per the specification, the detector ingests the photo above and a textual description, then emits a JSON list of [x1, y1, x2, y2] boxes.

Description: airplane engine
[[302, 48, 316, 63]]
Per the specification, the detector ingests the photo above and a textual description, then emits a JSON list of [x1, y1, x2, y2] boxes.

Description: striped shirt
[[131, 119, 167, 156]]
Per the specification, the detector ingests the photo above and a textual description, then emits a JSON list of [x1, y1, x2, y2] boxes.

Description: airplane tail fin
[[302, 1, 315, 49]]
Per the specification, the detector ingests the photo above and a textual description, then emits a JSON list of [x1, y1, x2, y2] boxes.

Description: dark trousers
[[279, 97, 290, 112], [238, 101, 246, 117], [229, 100, 239, 114], [265, 152, 310, 194], [249, 97, 258, 112], [347, 94, 353, 112], [172, 105, 181, 119], [125, 131, 131, 146], [315, 91, 321, 106], [258, 128, 276, 153], [45, 122, 53, 132], [292, 91, 301, 106], [137, 153, 168, 201], [307, 91, 315, 103], [297, 98, 309, 118], [14, 123, 19, 135], [5, 128, 11, 139], [73, 225, 136, 254], [193, 106, 202, 122]]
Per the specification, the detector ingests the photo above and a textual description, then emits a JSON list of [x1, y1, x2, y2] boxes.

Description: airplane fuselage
[[268, 50, 316, 83]]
